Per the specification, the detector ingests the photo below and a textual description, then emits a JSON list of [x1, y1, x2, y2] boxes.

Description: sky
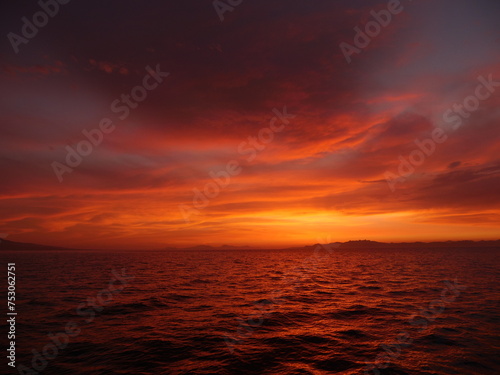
[[0, 0, 499, 249]]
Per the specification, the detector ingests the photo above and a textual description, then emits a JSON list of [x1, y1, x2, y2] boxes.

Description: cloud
[[0, 0, 499, 247], [88, 59, 129, 75]]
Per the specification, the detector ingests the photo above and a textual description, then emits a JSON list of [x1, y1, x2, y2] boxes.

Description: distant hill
[[2, 238, 499, 251], [0, 239, 69, 251], [282, 240, 500, 251], [307, 240, 500, 249], [165, 240, 500, 251]]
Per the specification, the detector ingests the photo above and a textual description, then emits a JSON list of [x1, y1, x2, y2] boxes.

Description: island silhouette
[[1, 238, 499, 251]]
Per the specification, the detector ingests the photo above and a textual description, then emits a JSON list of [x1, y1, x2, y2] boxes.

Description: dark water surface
[[2, 248, 499, 374]]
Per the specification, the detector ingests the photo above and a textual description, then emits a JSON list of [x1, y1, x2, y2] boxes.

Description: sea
[[1, 247, 499, 374]]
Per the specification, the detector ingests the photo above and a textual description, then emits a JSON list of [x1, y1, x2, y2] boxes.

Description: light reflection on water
[[4, 247, 499, 374]]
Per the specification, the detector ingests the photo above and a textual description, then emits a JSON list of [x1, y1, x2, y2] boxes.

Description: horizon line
[[2, 238, 500, 251]]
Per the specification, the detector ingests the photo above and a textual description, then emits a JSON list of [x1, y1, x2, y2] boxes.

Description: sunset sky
[[1, 0, 499, 249]]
